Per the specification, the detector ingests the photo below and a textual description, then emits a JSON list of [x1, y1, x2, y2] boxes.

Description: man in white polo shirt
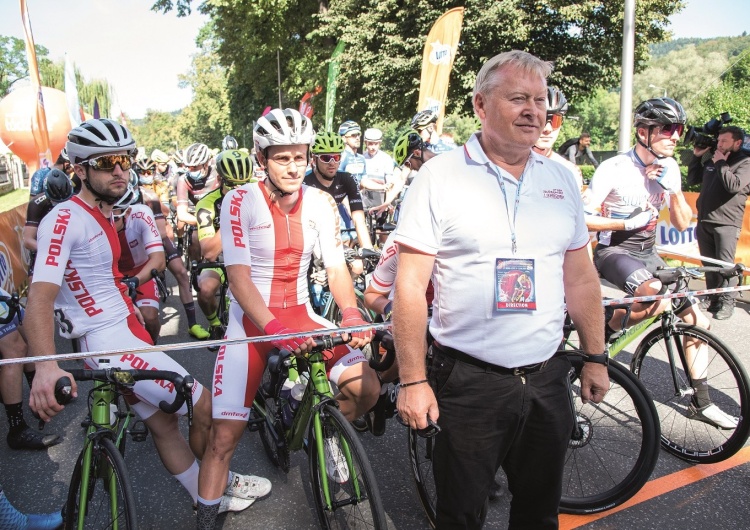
[[393, 50, 608, 529]]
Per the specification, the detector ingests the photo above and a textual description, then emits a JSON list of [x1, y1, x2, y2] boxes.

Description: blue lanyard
[[491, 163, 526, 255]]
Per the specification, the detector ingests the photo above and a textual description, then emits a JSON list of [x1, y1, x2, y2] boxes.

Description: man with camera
[[688, 125, 750, 320]]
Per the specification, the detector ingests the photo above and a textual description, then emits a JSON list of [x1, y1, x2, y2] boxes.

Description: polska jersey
[[33, 195, 135, 339], [587, 149, 680, 251], [219, 181, 345, 308], [117, 204, 163, 276]]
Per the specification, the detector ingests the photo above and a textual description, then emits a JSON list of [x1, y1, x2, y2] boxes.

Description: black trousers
[[429, 346, 573, 530], [696, 221, 741, 302]]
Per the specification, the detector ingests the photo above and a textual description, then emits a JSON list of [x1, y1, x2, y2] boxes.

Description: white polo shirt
[[395, 133, 589, 366]]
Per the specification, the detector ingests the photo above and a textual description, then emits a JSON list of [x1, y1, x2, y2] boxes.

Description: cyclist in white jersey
[[586, 98, 735, 429], [26, 119, 270, 515], [196, 108, 378, 528]]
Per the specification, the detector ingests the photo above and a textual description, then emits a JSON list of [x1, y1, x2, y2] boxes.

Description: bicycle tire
[[254, 370, 290, 472], [559, 357, 660, 514], [64, 437, 137, 530], [308, 403, 387, 530], [631, 323, 750, 463], [407, 429, 437, 529]]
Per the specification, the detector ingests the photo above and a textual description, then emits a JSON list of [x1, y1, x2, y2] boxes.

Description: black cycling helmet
[[393, 130, 424, 166], [547, 87, 569, 115], [634, 97, 687, 158], [634, 98, 686, 128], [44, 168, 74, 203]]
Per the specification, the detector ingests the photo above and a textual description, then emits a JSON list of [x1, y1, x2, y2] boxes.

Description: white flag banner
[[64, 53, 81, 127]]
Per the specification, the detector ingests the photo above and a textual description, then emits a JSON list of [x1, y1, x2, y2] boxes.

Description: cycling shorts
[[163, 237, 181, 263], [79, 314, 204, 420], [594, 245, 662, 295], [211, 302, 366, 421], [135, 278, 160, 309]]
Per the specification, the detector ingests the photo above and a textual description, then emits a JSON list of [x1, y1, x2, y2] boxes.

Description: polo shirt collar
[[463, 132, 545, 174]]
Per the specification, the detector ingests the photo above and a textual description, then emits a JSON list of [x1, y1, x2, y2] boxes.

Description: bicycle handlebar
[[654, 263, 746, 285], [0, 293, 21, 326], [368, 330, 395, 372], [54, 368, 195, 416]]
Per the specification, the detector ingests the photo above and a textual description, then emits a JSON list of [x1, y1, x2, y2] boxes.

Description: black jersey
[[303, 170, 364, 212]]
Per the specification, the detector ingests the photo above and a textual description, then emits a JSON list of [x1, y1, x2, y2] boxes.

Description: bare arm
[[363, 283, 390, 316], [327, 261, 371, 349], [22, 226, 38, 251], [199, 233, 223, 262], [26, 282, 78, 420], [667, 191, 693, 231], [134, 251, 166, 286], [563, 247, 608, 404], [351, 210, 374, 249], [393, 246, 437, 429]]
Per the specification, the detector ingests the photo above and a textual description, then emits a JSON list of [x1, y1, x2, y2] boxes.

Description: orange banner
[[20, 0, 52, 172], [0, 203, 30, 294], [417, 7, 464, 135]]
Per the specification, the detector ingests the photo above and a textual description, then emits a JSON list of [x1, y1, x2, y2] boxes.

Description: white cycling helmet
[[150, 149, 170, 164], [253, 108, 314, 152], [66, 119, 136, 164], [183, 143, 211, 167], [363, 128, 383, 142]]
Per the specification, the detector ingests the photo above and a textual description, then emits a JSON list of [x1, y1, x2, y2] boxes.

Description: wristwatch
[[584, 352, 610, 366]]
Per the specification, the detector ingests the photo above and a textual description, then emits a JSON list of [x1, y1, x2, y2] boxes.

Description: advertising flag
[[417, 7, 464, 135], [325, 41, 346, 132], [64, 53, 82, 128], [93, 97, 100, 119], [19, 0, 52, 171], [299, 86, 322, 119]]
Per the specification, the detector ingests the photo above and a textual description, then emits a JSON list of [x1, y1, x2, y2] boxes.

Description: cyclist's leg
[[135, 278, 161, 343], [165, 241, 209, 339], [197, 269, 222, 327]]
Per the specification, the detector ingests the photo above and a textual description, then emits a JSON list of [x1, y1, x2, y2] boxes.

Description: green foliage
[[0, 36, 48, 96], [131, 110, 182, 154], [152, 0, 682, 132], [580, 165, 596, 183], [443, 112, 480, 145]]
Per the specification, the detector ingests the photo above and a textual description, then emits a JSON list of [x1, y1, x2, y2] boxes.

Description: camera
[[684, 112, 733, 150]]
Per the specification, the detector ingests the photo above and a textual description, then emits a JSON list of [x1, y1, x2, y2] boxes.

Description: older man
[[394, 51, 608, 529]]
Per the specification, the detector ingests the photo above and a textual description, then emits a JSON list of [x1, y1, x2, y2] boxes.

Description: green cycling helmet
[[312, 131, 346, 154], [393, 130, 424, 166]]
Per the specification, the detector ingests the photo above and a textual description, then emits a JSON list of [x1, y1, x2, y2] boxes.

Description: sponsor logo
[[64, 264, 103, 317], [543, 188, 565, 200], [248, 223, 271, 231], [130, 210, 160, 238], [119, 354, 175, 393], [46, 208, 71, 267], [228, 189, 248, 248], [0, 243, 13, 292], [220, 411, 249, 418], [429, 40, 453, 65], [88, 231, 104, 243], [214, 346, 225, 396]]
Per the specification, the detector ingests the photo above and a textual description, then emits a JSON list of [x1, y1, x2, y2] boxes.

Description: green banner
[[325, 41, 346, 132]]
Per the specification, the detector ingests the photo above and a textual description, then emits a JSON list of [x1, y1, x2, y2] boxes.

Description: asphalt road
[[2, 277, 750, 529]]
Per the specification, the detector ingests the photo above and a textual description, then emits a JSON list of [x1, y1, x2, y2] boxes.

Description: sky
[[0, 0, 747, 120]]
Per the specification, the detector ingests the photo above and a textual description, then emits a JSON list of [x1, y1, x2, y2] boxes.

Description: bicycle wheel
[[407, 428, 437, 529], [308, 403, 387, 529], [64, 437, 137, 530], [560, 357, 660, 514], [631, 323, 750, 463], [253, 376, 290, 472]]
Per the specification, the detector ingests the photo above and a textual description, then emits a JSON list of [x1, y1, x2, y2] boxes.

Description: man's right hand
[[693, 146, 711, 157], [263, 319, 313, 355], [30, 361, 77, 422], [397, 381, 439, 430]]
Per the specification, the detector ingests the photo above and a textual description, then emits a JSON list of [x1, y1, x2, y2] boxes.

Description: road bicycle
[[567, 264, 750, 464], [406, 348, 660, 526], [190, 260, 229, 348], [247, 335, 387, 529], [55, 366, 195, 530]]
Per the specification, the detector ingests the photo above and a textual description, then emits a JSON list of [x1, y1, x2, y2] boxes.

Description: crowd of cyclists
[[0, 85, 743, 528]]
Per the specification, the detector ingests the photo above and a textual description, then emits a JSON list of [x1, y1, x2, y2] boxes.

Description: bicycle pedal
[[128, 420, 149, 442], [246, 409, 263, 432]]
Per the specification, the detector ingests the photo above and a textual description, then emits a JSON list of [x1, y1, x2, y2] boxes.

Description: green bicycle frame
[[75, 382, 131, 530]]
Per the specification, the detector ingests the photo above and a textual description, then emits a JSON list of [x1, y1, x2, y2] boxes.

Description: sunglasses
[[317, 153, 342, 164], [546, 113, 564, 130], [84, 154, 133, 171], [658, 123, 685, 137], [345, 133, 361, 138], [140, 169, 154, 176]]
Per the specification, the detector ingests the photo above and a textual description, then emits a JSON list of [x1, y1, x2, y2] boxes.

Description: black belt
[[433, 342, 556, 376]]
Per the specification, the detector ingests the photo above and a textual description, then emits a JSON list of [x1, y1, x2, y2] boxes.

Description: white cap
[[363, 128, 383, 142]]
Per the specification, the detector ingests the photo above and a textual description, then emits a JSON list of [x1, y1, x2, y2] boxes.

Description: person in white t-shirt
[[393, 50, 608, 528]]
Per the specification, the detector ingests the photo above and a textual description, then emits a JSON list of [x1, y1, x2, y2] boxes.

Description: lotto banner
[[20, 0, 52, 172], [0, 203, 30, 294], [417, 7, 464, 135]]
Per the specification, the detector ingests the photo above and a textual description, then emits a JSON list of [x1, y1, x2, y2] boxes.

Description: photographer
[[688, 125, 750, 320]]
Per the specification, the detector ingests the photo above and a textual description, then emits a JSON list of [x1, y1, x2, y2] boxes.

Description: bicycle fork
[[660, 317, 696, 400]]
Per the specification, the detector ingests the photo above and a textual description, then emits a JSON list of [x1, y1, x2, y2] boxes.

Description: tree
[[131, 110, 181, 154], [37, 59, 112, 118], [0, 35, 49, 96], [152, 0, 684, 131], [174, 23, 231, 148]]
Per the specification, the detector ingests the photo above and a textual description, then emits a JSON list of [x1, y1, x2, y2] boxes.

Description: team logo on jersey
[[543, 188, 565, 200], [46, 208, 71, 267], [228, 189, 248, 248]]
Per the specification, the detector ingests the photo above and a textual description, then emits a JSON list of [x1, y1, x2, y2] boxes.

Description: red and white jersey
[[117, 204, 163, 276], [369, 232, 399, 296], [33, 196, 135, 339], [220, 181, 345, 308]]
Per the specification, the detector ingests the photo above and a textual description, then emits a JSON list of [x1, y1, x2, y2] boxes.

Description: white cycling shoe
[[688, 403, 739, 430], [225, 472, 272, 500]]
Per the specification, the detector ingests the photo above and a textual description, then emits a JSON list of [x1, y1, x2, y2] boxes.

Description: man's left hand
[[579, 362, 609, 404], [340, 307, 373, 348]]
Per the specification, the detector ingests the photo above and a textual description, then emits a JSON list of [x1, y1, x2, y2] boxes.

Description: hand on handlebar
[[339, 307, 372, 348], [263, 319, 314, 355], [30, 362, 77, 422]]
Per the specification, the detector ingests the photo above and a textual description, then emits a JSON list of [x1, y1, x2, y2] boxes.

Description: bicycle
[[190, 261, 229, 326], [247, 335, 387, 529], [406, 348, 660, 525], [568, 264, 750, 464], [55, 366, 195, 530]]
